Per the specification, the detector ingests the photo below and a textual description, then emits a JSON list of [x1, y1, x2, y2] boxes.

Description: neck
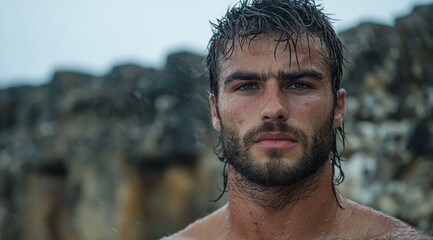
[[224, 161, 342, 239]]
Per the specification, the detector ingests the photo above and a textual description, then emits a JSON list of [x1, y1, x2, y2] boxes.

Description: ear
[[333, 89, 346, 129], [209, 95, 221, 132]]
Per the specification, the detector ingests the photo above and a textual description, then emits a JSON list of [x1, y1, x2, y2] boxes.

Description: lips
[[253, 132, 298, 148]]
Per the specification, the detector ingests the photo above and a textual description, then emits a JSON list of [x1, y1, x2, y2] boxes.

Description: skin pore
[[167, 35, 431, 239]]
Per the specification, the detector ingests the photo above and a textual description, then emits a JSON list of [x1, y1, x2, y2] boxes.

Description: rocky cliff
[[0, 4, 432, 240]]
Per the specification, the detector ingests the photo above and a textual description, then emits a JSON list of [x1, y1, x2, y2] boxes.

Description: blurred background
[[1, 0, 433, 239]]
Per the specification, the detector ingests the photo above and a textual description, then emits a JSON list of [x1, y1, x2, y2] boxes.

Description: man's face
[[210, 35, 346, 187]]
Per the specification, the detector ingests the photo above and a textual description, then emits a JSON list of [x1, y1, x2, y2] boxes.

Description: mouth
[[253, 132, 298, 149]]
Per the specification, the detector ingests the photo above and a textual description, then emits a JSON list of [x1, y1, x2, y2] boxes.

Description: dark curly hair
[[206, 0, 346, 203]]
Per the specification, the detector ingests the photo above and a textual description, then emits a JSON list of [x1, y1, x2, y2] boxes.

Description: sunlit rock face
[[0, 4, 432, 240], [338, 4, 433, 233]]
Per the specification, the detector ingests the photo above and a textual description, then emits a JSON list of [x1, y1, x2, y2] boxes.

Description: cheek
[[292, 95, 333, 124], [219, 100, 255, 129], [220, 109, 247, 127]]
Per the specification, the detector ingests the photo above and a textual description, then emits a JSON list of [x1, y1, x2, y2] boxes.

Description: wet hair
[[206, 0, 346, 203]]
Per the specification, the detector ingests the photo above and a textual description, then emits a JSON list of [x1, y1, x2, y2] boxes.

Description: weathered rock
[[0, 51, 222, 240], [338, 3, 433, 234]]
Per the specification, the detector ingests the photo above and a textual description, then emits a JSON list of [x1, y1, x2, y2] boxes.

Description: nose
[[260, 83, 289, 122]]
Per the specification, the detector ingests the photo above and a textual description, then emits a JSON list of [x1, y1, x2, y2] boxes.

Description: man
[[168, 0, 431, 239]]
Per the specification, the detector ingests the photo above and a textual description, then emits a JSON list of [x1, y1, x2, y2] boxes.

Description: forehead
[[219, 34, 330, 77]]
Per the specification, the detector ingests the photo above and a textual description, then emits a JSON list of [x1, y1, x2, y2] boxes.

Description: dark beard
[[220, 116, 334, 188]]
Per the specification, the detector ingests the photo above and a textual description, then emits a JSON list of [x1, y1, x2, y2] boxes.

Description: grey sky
[[1, 0, 433, 88]]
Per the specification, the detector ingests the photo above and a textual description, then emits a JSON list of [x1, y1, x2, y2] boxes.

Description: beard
[[220, 114, 334, 188]]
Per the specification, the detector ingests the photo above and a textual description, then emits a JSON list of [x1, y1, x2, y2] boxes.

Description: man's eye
[[288, 82, 311, 89], [235, 83, 259, 91]]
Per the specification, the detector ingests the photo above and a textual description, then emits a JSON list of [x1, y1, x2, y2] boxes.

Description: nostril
[[262, 113, 287, 122]]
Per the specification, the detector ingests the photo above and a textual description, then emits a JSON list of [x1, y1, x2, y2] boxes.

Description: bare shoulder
[[162, 205, 227, 240], [341, 198, 432, 239]]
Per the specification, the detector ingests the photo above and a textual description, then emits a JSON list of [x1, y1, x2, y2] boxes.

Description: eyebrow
[[223, 69, 323, 84], [223, 71, 264, 84], [278, 69, 323, 81]]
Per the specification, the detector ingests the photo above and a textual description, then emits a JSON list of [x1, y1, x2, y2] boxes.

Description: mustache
[[243, 121, 307, 147]]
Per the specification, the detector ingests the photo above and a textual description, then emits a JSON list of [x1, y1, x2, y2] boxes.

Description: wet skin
[[211, 34, 344, 173], [209, 33, 342, 189]]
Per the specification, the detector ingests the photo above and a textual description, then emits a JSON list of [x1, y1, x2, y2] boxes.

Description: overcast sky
[[1, 0, 433, 88]]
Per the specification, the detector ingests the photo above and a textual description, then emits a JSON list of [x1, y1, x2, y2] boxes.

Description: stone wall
[[0, 4, 432, 239]]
